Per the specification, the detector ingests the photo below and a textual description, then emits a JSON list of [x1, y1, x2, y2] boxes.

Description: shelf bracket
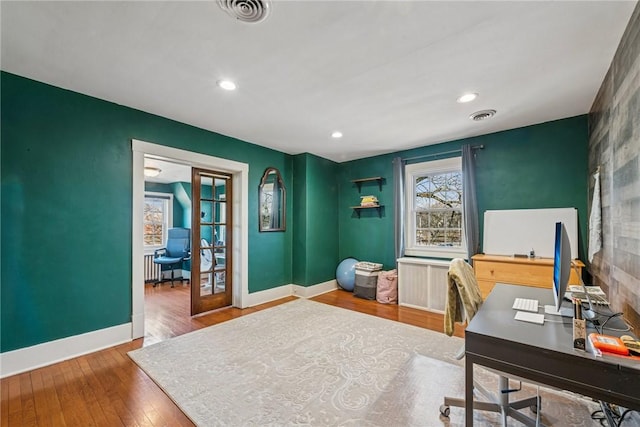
[[351, 177, 383, 193]]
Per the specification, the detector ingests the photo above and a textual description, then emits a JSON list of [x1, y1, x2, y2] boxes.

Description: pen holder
[[573, 300, 586, 351]]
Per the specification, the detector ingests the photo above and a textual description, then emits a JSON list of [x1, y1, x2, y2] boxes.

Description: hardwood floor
[[1, 284, 461, 426]]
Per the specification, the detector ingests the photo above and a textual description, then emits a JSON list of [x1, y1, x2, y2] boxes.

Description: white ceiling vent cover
[[469, 109, 497, 121], [218, 0, 271, 23]]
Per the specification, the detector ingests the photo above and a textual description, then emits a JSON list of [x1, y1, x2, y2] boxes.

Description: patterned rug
[[128, 299, 599, 426]]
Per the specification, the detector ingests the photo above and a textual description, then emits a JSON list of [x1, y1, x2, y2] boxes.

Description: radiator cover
[[396, 257, 449, 313]]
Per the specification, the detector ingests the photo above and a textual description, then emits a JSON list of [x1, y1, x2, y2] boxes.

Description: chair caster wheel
[[439, 404, 450, 417]]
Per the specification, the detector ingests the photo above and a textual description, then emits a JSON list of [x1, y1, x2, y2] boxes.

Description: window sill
[[404, 247, 467, 259]]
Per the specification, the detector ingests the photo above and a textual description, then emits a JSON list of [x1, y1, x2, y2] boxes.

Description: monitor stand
[[544, 304, 573, 317]]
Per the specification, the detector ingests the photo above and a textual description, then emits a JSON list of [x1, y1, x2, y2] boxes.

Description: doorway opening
[[142, 157, 192, 344], [132, 140, 249, 342]]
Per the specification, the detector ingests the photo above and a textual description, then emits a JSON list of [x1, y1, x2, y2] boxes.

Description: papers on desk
[[565, 286, 610, 305], [568, 285, 606, 295]]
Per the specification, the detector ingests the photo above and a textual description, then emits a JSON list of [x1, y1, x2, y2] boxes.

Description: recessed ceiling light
[[457, 93, 478, 103], [331, 131, 343, 139], [217, 80, 237, 91]]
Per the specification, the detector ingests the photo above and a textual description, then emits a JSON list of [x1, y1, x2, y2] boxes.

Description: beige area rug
[[128, 299, 599, 426]]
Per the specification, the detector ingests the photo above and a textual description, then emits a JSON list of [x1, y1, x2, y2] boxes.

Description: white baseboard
[[246, 280, 338, 306], [2, 280, 341, 377], [131, 313, 145, 339], [398, 302, 444, 315], [292, 280, 338, 298], [0, 323, 132, 378], [246, 284, 294, 307]]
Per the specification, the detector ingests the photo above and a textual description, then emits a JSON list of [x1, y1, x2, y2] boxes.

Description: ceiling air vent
[[469, 109, 496, 121], [218, 0, 271, 23]]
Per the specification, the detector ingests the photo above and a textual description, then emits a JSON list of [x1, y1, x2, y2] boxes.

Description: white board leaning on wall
[[483, 208, 578, 259]]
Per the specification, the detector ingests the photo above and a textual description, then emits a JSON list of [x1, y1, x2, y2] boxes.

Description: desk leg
[[465, 356, 473, 427]]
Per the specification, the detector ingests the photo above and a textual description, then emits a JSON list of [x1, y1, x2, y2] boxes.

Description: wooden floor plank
[[75, 355, 124, 427], [103, 346, 156, 427], [311, 288, 466, 338], [112, 344, 190, 427], [65, 358, 110, 427], [51, 361, 93, 427], [6, 374, 22, 426], [37, 366, 66, 426], [19, 373, 37, 426], [1, 284, 457, 426], [30, 369, 57, 427], [1, 375, 9, 426], [91, 348, 141, 427]]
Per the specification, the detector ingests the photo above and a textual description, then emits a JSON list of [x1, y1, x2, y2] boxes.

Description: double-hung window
[[143, 193, 173, 251], [404, 157, 466, 258]]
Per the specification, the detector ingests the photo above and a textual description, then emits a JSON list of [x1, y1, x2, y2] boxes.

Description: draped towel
[[588, 171, 602, 262], [444, 258, 483, 337]]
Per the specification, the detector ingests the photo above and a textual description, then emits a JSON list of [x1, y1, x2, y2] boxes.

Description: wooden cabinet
[[472, 254, 585, 298]]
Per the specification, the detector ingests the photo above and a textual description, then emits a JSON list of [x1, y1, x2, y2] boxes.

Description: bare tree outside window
[[414, 171, 463, 248], [144, 197, 168, 247]]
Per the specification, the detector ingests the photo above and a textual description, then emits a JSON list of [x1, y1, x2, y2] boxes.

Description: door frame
[[131, 139, 249, 339]]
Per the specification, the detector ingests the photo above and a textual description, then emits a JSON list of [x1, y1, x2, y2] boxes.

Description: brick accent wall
[[588, 3, 640, 330]]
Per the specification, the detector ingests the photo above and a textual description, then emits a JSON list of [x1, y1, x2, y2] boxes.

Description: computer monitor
[[552, 222, 571, 311], [549, 221, 597, 319], [550, 221, 573, 316]]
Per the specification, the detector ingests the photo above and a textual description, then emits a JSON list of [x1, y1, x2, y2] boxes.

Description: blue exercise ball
[[336, 257, 359, 291]]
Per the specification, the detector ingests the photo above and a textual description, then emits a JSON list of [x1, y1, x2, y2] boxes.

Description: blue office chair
[[153, 228, 191, 287]]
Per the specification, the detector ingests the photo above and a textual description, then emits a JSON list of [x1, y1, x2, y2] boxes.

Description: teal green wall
[[338, 115, 589, 269], [1, 72, 292, 352], [0, 70, 589, 355], [292, 155, 308, 284], [292, 154, 340, 285], [170, 182, 192, 228], [338, 159, 395, 268]]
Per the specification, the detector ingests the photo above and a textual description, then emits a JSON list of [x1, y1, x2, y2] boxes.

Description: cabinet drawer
[[474, 261, 553, 288]]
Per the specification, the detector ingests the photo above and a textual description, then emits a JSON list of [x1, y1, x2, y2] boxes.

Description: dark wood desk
[[464, 284, 640, 426]]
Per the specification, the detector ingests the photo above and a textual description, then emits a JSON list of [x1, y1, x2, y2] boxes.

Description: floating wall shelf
[[350, 205, 383, 218], [351, 176, 383, 192]]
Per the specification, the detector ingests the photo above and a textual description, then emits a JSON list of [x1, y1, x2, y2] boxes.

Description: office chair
[[153, 228, 191, 287], [441, 258, 541, 427]]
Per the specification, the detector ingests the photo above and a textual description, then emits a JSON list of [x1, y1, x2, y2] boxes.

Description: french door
[[191, 167, 233, 315]]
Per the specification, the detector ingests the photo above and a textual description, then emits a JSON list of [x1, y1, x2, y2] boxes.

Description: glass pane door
[[191, 168, 232, 315]]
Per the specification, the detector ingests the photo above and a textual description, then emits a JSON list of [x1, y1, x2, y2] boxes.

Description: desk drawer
[[474, 261, 553, 288], [473, 255, 584, 298]]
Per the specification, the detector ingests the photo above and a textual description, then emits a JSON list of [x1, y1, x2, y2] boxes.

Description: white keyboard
[[514, 311, 545, 325], [512, 298, 539, 312]]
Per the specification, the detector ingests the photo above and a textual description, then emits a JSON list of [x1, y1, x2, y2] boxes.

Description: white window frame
[[143, 192, 173, 253], [404, 157, 467, 259]]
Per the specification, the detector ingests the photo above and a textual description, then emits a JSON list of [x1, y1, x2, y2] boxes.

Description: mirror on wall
[[259, 167, 286, 232]]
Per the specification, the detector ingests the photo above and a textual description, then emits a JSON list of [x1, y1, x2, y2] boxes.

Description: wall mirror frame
[[259, 167, 286, 232]]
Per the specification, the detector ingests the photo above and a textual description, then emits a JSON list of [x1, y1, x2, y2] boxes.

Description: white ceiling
[[144, 157, 191, 184], [1, 1, 636, 162]]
